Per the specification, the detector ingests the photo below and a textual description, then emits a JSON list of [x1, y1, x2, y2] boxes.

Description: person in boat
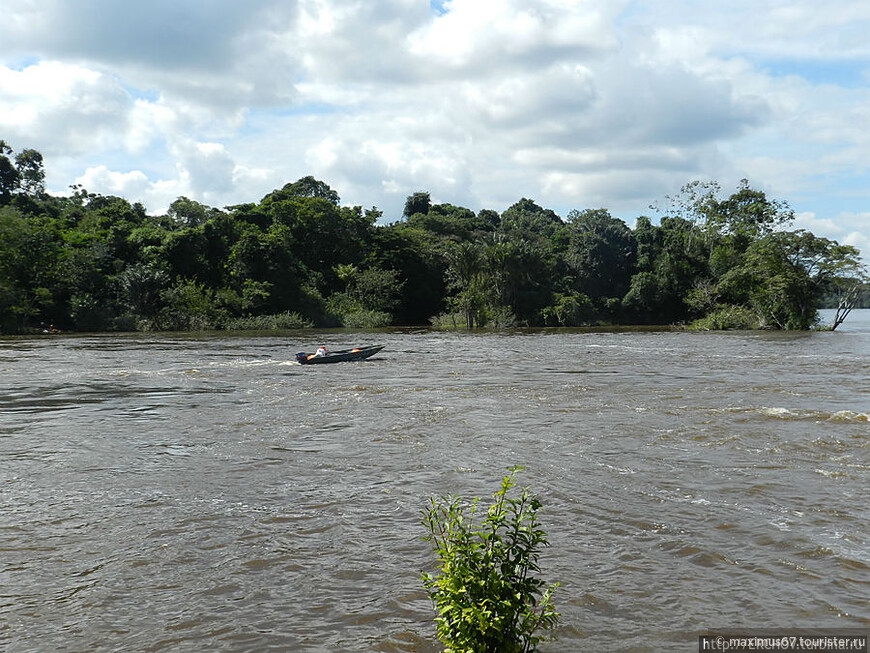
[[295, 347, 327, 363]]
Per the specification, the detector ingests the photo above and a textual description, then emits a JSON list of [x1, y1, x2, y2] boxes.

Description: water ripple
[[1, 325, 869, 651]]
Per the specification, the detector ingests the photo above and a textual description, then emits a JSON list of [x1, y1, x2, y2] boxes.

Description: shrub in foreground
[[421, 467, 559, 652]]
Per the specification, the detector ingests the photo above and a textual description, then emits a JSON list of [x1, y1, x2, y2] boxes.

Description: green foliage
[[119, 261, 168, 310], [404, 191, 432, 218], [421, 468, 559, 653], [0, 142, 865, 333], [368, 222, 447, 324], [70, 293, 113, 332], [821, 276, 870, 330], [565, 208, 637, 304], [0, 141, 18, 201], [429, 311, 470, 328], [406, 202, 497, 241], [542, 291, 593, 326], [156, 279, 217, 331], [706, 179, 794, 241], [168, 196, 220, 227], [687, 305, 759, 330], [221, 311, 313, 330], [719, 230, 864, 330], [279, 175, 340, 205], [345, 266, 403, 313], [1, 141, 45, 200], [326, 265, 404, 326], [337, 308, 392, 328], [485, 236, 553, 325], [14, 148, 45, 196], [444, 241, 491, 328], [499, 199, 563, 242], [486, 304, 519, 328]]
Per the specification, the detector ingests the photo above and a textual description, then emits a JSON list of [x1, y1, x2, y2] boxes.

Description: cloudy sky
[[1, 0, 868, 254]]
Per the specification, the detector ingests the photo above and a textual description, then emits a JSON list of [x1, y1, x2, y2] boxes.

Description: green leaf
[[421, 467, 559, 651]]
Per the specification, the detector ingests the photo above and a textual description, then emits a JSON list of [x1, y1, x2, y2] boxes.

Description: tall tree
[[828, 277, 868, 331], [407, 202, 482, 240], [484, 235, 552, 325], [14, 149, 45, 196], [706, 179, 794, 242], [499, 198, 563, 243], [565, 209, 637, 305], [404, 191, 431, 218], [279, 176, 340, 204], [445, 241, 488, 327], [0, 140, 20, 202], [367, 222, 447, 324], [168, 196, 219, 227]]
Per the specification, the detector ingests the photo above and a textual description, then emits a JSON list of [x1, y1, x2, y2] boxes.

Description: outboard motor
[[295, 352, 308, 363]]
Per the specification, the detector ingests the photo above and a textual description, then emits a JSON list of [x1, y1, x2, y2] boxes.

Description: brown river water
[[1, 311, 868, 651]]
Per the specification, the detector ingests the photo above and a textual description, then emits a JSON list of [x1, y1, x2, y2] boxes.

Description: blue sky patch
[[761, 59, 869, 88], [430, 0, 448, 16], [122, 85, 160, 103], [7, 56, 41, 71]]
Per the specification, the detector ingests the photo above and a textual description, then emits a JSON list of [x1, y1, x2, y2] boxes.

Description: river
[[1, 311, 868, 651]]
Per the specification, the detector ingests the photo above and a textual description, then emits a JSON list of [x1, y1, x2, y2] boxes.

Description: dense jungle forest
[[1, 140, 867, 335]]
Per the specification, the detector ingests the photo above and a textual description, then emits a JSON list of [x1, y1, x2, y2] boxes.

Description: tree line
[[1, 140, 866, 335]]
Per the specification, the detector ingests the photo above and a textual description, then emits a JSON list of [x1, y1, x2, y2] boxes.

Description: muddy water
[[1, 312, 868, 651]]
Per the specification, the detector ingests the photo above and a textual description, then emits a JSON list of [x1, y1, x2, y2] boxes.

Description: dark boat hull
[[298, 345, 383, 364]]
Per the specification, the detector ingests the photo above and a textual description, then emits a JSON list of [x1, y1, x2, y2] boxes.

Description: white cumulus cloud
[[0, 0, 867, 257]]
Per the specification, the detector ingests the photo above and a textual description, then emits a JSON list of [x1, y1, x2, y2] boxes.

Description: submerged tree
[[828, 278, 867, 331], [735, 230, 864, 329], [422, 467, 559, 652]]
